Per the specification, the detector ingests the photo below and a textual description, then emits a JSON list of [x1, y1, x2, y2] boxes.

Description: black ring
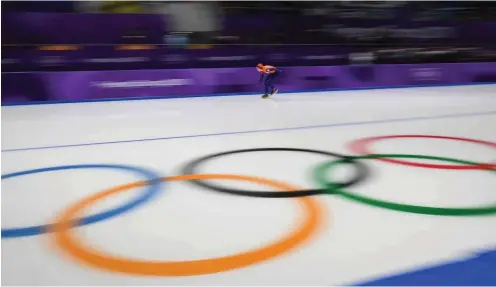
[[180, 148, 370, 198]]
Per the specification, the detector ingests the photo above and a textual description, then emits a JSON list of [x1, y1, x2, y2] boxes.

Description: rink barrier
[[2, 62, 496, 106]]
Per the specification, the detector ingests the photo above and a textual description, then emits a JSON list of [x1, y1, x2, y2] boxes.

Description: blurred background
[[2, 1, 496, 72]]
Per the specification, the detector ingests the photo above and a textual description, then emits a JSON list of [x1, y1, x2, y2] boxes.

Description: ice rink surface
[[2, 85, 496, 285]]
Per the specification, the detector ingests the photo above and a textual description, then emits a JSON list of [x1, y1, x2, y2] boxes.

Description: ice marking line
[[3, 110, 496, 153]]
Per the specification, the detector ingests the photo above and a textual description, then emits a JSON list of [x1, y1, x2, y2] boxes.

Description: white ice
[[2, 85, 496, 285]]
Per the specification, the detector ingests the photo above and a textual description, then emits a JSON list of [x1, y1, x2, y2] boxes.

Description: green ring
[[314, 154, 496, 216]]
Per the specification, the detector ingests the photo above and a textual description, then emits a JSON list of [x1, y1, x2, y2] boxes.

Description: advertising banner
[[2, 63, 496, 104], [1, 46, 353, 72]]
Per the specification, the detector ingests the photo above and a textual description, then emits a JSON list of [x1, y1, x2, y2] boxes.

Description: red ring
[[348, 135, 496, 170]]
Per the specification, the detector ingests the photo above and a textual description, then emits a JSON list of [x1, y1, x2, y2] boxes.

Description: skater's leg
[[266, 74, 278, 95], [264, 75, 271, 95]]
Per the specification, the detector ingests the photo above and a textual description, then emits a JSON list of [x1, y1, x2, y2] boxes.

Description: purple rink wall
[[2, 62, 496, 105]]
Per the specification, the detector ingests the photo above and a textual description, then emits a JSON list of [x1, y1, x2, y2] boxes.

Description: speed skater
[[256, 63, 281, 99]]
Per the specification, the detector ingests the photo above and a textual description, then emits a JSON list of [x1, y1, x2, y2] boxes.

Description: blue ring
[[1, 164, 163, 239]]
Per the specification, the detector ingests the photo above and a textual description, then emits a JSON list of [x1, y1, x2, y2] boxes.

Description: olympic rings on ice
[[348, 135, 496, 170], [50, 174, 325, 276], [181, 148, 370, 198], [1, 164, 163, 239], [2, 134, 495, 277], [314, 154, 496, 216]]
